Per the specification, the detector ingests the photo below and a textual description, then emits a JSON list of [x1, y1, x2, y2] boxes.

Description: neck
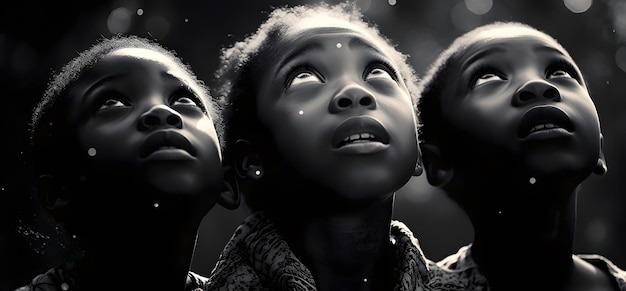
[[74, 194, 206, 291], [467, 182, 578, 290], [275, 194, 396, 291]]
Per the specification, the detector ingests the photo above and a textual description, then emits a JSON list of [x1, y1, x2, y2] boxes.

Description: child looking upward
[[417, 21, 626, 291], [19, 35, 239, 291], [206, 3, 434, 291]]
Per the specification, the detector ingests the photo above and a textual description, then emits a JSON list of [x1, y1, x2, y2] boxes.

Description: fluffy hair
[[213, 2, 421, 158], [30, 35, 221, 176], [416, 21, 580, 146]]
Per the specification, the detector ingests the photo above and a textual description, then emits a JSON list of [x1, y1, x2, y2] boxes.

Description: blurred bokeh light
[[1, 0, 625, 290]]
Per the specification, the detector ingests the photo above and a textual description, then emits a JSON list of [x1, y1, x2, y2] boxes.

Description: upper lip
[[139, 130, 196, 158], [517, 105, 575, 138], [331, 116, 390, 149]]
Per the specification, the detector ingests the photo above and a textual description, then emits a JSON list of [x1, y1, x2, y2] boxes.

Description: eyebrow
[[460, 46, 507, 72], [277, 42, 324, 72], [81, 74, 127, 104], [533, 44, 565, 55], [348, 37, 381, 54]]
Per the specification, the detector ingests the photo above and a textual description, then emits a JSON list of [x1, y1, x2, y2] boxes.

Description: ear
[[218, 164, 241, 210], [420, 143, 454, 187], [36, 175, 71, 214], [232, 139, 264, 180], [593, 133, 607, 175], [413, 145, 423, 177]]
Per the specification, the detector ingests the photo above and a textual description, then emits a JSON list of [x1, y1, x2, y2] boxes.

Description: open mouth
[[139, 131, 196, 158], [331, 116, 390, 149], [517, 105, 575, 138]]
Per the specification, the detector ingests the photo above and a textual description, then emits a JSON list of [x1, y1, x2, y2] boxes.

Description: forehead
[[93, 47, 205, 94], [456, 28, 571, 64], [275, 25, 393, 63], [104, 47, 187, 75]]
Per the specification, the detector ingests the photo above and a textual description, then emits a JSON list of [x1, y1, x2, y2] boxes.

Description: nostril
[[543, 88, 558, 99], [166, 115, 180, 126], [144, 115, 160, 126], [338, 98, 352, 108], [360, 97, 372, 106], [519, 91, 534, 102]]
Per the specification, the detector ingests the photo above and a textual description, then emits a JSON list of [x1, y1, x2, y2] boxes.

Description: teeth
[[529, 123, 558, 133], [342, 133, 376, 143], [158, 146, 177, 150]]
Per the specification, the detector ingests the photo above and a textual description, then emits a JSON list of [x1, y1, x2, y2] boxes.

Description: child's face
[[255, 28, 419, 199], [64, 48, 223, 196], [440, 32, 601, 177]]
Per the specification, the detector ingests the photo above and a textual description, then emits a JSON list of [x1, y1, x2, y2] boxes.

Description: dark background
[[2, 0, 625, 290]]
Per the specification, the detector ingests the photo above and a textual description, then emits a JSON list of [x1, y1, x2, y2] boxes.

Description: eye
[[364, 62, 398, 83], [287, 70, 323, 88], [171, 89, 204, 109], [546, 60, 580, 83], [98, 98, 128, 111], [474, 72, 505, 87], [172, 96, 199, 106], [365, 67, 395, 82], [548, 69, 573, 79]]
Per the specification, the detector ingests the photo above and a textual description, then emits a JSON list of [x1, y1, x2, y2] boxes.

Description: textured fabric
[[205, 211, 434, 291], [432, 244, 626, 291], [15, 261, 208, 291]]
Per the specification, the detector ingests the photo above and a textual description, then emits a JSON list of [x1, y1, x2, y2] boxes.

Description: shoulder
[[576, 254, 626, 290], [428, 244, 489, 291], [14, 266, 72, 291], [186, 271, 209, 291]]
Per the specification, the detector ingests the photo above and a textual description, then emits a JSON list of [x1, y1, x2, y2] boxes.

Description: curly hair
[[213, 2, 421, 159], [416, 21, 578, 147], [30, 35, 221, 176]]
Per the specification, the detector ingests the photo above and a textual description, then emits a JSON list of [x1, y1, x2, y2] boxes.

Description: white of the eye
[[99, 99, 125, 110], [550, 70, 572, 79], [366, 68, 393, 80], [474, 74, 502, 87], [290, 72, 321, 86]]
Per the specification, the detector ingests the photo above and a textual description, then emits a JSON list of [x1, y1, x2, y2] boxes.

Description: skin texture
[[225, 19, 421, 290], [29, 40, 238, 291], [419, 24, 615, 291]]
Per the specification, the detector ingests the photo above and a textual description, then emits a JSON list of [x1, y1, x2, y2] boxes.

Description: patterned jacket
[[205, 211, 436, 291]]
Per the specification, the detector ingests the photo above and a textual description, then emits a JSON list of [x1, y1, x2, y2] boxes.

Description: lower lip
[[332, 141, 388, 155], [143, 149, 194, 160], [521, 128, 572, 141]]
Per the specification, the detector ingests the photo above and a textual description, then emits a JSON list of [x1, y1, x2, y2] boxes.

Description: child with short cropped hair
[[206, 2, 436, 291], [417, 21, 626, 290], [18, 35, 239, 291]]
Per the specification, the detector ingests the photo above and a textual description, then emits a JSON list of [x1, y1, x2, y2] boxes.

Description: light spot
[[336, 42, 342, 48], [137, 8, 144, 16], [388, 0, 397, 5], [87, 148, 97, 157], [563, 0, 592, 13], [108, 7, 132, 34], [154, 202, 159, 208], [529, 177, 536, 184], [255, 170, 261, 176], [465, 0, 493, 15], [298, 110, 304, 115], [60, 282, 70, 290]]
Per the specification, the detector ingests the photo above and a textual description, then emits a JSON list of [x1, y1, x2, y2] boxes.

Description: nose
[[137, 105, 183, 131], [328, 84, 377, 113], [512, 80, 561, 107]]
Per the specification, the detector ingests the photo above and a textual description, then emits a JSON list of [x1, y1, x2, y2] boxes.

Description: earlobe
[[413, 146, 423, 176], [36, 175, 71, 212], [420, 143, 454, 187], [233, 139, 264, 180], [218, 165, 241, 210]]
